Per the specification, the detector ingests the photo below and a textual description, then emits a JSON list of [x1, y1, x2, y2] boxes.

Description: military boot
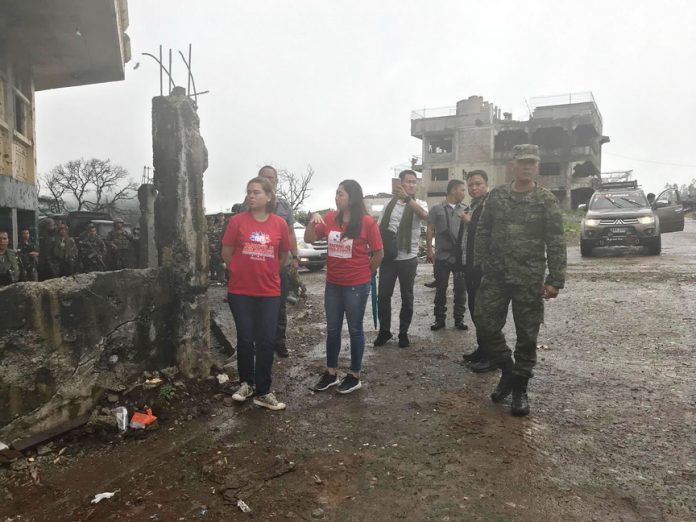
[[510, 375, 530, 417], [490, 360, 514, 402]]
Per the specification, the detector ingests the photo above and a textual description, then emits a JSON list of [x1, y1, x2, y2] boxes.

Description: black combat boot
[[490, 360, 513, 402], [510, 375, 530, 417]]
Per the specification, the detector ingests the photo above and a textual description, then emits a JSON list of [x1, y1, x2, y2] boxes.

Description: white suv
[[293, 223, 327, 271]]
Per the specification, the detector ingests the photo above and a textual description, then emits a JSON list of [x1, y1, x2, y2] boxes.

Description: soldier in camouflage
[[208, 212, 227, 284], [107, 218, 135, 269], [78, 223, 107, 272], [0, 230, 21, 286], [474, 144, 566, 416]]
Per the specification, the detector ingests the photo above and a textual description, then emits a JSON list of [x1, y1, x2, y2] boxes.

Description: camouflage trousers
[[473, 276, 544, 379]]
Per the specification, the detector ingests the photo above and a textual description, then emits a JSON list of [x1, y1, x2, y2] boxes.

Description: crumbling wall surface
[[0, 269, 175, 443], [152, 86, 211, 379]]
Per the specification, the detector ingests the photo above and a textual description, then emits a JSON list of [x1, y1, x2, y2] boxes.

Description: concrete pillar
[[137, 184, 158, 268], [152, 86, 210, 378]]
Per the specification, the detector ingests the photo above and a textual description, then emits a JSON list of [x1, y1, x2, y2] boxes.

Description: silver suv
[[579, 182, 684, 256]]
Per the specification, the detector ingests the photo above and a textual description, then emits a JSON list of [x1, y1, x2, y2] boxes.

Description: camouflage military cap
[[512, 144, 540, 162], [113, 217, 124, 224]]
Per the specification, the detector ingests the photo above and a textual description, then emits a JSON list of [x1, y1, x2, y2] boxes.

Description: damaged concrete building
[[411, 93, 610, 208], [0, 1, 214, 452], [0, 0, 130, 247]]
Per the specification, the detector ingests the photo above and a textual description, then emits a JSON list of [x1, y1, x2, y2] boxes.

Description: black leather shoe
[[373, 330, 392, 346], [424, 280, 437, 288], [398, 333, 410, 348], [430, 321, 446, 331], [490, 373, 513, 402], [463, 348, 482, 362], [454, 321, 469, 331], [470, 359, 495, 373]]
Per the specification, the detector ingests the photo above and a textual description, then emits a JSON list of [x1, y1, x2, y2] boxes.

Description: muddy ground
[[2, 220, 695, 522]]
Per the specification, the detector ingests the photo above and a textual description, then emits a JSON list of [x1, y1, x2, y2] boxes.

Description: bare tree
[[277, 165, 314, 211], [39, 158, 136, 213], [40, 170, 68, 213], [84, 158, 138, 212]]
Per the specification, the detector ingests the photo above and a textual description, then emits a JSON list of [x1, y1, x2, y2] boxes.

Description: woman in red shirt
[[222, 177, 290, 410], [304, 180, 384, 394]]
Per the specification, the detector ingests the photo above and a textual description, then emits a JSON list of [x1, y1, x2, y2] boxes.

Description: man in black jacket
[[461, 170, 493, 372]]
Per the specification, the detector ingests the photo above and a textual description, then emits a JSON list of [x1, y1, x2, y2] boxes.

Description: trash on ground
[[144, 377, 164, 389], [91, 491, 117, 504], [130, 408, 157, 429], [0, 442, 8, 451], [237, 499, 252, 513], [112, 407, 129, 431], [216, 374, 230, 385]]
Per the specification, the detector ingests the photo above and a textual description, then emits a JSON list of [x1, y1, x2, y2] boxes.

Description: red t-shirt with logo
[[222, 212, 290, 296], [314, 211, 383, 286]]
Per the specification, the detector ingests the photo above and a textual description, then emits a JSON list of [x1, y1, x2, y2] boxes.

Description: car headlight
[[297, 241, 310, 249], [638, 216, 656, 225], [584, 218, 600, 227]]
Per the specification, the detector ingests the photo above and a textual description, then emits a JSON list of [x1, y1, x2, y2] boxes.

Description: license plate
[[610, 227, 627, 234]]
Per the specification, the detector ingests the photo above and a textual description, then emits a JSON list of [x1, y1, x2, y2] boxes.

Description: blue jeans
[[227, 294, 280, 396], [325, 281, 371, 373]]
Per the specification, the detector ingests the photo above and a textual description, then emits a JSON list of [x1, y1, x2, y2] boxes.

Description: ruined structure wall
[[152, 88, 211, 378], [0, 269, 176, 443]]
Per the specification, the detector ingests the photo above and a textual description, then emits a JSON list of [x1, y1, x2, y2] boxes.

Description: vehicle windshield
[[589, 191, 648, 210]]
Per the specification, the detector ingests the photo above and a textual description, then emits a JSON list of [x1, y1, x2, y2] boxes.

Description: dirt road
[[3, 221, 695, 521]]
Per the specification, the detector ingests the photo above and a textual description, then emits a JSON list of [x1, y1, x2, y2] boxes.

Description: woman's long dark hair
[[336, 179, 368, 239]]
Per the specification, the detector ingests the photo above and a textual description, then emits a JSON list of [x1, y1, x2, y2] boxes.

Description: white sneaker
[[231, 382, 254, 402], [253, 392, 286, 411]]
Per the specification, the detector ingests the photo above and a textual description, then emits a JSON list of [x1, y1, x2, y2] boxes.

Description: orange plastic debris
[[130, 408, 157, 428]]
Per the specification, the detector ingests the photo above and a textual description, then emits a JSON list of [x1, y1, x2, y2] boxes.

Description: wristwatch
[[404, 196, 412, 203]]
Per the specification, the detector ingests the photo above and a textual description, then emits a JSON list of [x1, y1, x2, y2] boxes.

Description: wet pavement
[[2, 220, 695, 521]]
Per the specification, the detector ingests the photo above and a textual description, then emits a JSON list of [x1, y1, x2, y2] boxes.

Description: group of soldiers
[[0, 216, 137, 286]]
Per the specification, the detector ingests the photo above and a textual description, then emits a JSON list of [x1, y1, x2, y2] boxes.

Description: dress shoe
[[430, 321, 445, 331], [373, 330, 392, 346], [398, 332, 410, 348], [463, 348, 482, 363], [454, 321, 469, 331], [470, 359, 495, 373]]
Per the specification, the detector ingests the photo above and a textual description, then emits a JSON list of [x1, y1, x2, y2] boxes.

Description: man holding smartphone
[[474, 144, 566, 416], [374, 170, 428, 348]]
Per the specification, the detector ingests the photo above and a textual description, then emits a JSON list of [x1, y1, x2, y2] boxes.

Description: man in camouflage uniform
[[0, 230, 21, 286], [53, 224, 79, 276], [474, 144, 566, 416], [107, 218, 135, 269], [18, 228, 39, 282], [78, 223, 107, 272]]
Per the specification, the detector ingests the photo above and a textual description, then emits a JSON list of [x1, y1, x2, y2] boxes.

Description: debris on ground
[[112, 407, 129, 432], [91, 491, 117, 504], [237, 499, 252, 513], [216, 374, 230, 385], [129, 408, 157, 429]]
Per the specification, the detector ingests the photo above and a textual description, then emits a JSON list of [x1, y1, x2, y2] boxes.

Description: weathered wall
[[152, 87, 211, 378], [0, 269, 176, 443]]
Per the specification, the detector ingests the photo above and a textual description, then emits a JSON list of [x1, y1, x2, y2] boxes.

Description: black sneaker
[[313, 371, 339, 391], [430, 321, 445, 331], [454, 321, 469, 331], [336, 374, 362, 394], [398, 333, 410, 348], [373, 330, 392, 347]]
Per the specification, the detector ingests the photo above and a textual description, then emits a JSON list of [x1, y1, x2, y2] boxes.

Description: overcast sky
[[35, 0, 696, 212]]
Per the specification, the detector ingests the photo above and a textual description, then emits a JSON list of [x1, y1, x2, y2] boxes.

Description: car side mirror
[[577, 204, 587, 212]]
